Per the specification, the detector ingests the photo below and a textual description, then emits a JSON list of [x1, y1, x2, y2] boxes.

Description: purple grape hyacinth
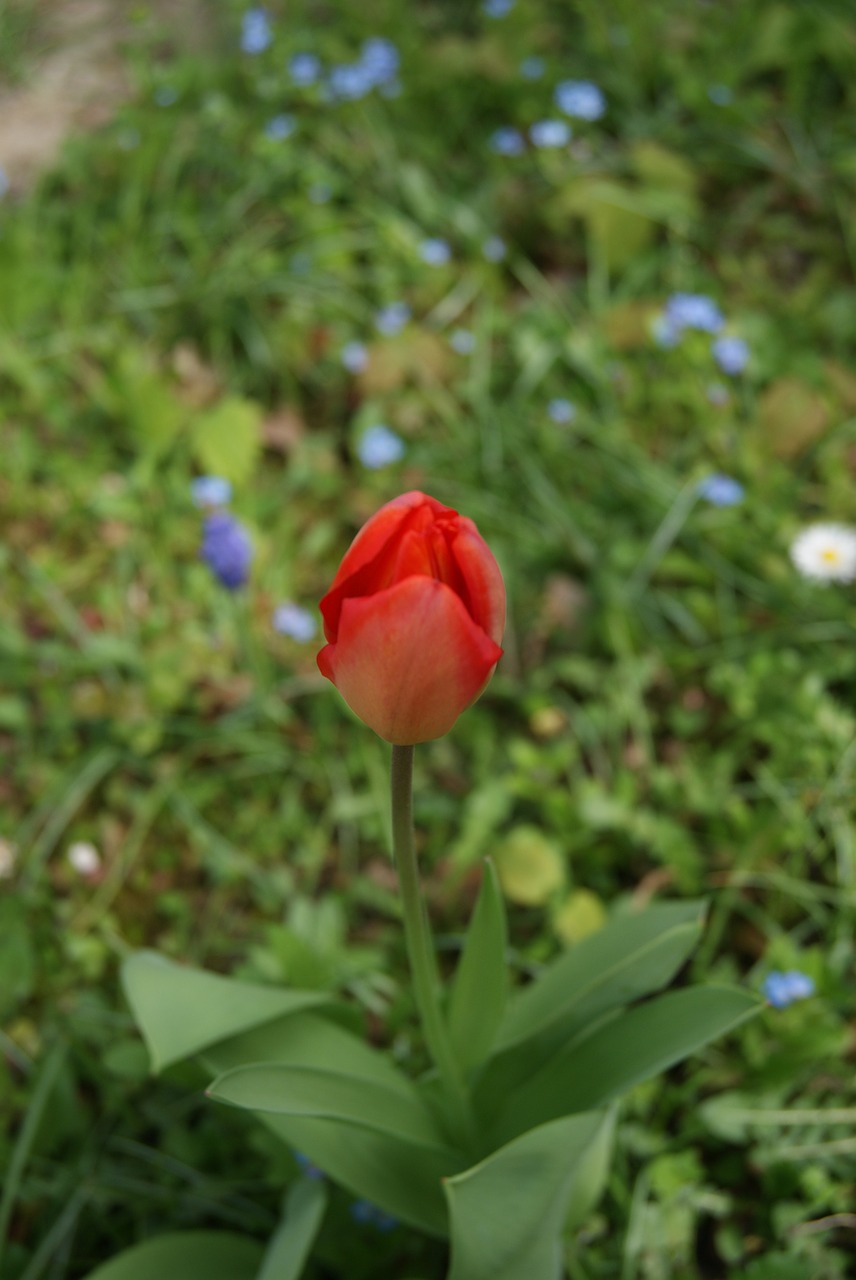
[[200, 512, 253, 590]]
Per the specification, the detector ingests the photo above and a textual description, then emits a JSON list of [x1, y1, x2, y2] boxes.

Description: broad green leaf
[[208, 1063, 453, 1152], [258, 1179, 327, 1280], [563, 1105, 617, 1229], [80, 1232, 263, 1280], [204, 1018, 466, 1238], [444, 1113, 605, 1280], [121, 952, 330, 1072], [495, 899, 707, 1053], [207, 1011, 420, 1099], [491, 985, 761, 1146], [447, 860, 508, 1073], [191, 395, 263, 484]]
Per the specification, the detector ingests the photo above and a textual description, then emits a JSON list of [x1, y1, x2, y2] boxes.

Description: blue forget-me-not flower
[[341, 341, 369, 373], [482, 235, 507, 261], [489, 126, 525, 156], [273, 603, 318, 642], [762, 970, 815, 1009], [265, 114, 296, 140], [548, 399, 576, 424], [697, 474, 744, 507], [350, 1199, 398, 1231], [530, 119, 571, 148], [191, 476, 232, 509], [288, 52, 321, 85], [712, 335, 749, 376], [375, 302, 411, 335], [483, 0, 515, 16], [358, 425, 406, 469], [419, 237, 451, 266], [241, 7, 272, 55], [555, 80, 605, 120]]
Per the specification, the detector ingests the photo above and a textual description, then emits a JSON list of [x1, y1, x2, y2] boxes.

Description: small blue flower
[[530, 119, 571, 149], [707, 84, 733, 106], [548, 398, 576, 424], [697, 473, 744, 507], [375, 302, 411, 336], [419, 237, 451, 267], [241, 7, 272, 55], [273, 602, 318, 642], [450, 328, 476, 355], [482, 0, 515, 16], [154, 85, 178, 107], [328, 63, 374, 100], [357, 425, 406, 469], [360, 37, 399, 85], [482, 235, 507, 262], [308, 182, 332, 204], [712, 335, 749, 376], [294, 1152, 325, 1180], [762, 970, 815, 1009], [350, 1199, 398, 1231], [664, 293, 725, 335], [341, 341, 369, 373], [520, 56, 545, 80], [191, 476, 233, 509], [489, 126, 525, 156], [265, 113, 296, 140], [555, 79, 606, 121], [200, 513, 253, 590], [288, 52, 321, 86]]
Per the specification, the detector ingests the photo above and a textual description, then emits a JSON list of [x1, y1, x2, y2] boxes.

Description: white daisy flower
[[67, 841, 101, 876], [790, 523, 856, 583]]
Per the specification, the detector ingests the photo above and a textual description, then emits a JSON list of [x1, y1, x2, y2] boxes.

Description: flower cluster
[[654, 292, 749, 376], [241, 7, 272, 56], [192, 475, 253, 591]]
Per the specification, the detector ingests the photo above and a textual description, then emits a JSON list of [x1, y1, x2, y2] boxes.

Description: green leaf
[[444, 1113, 605, 1280], [80, 1232, 263, 1280], [491, 985, 761, 1145], [121, 952, 330, 1072], [563, 1105, 617, 1229], [204, 1015, 465, 1238], [497, 899, 707, 1053], [206, 1011, 419, 1098], [208, 1063, 453, 1152], [191, 396, 263, 484], [476, 901, 707, 1115], [447, 860, 508, 1073], [258, 1180, 327, 1280]]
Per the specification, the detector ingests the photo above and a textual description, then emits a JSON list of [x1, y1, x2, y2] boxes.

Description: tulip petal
[[320, 493, 447, 641], [453, 519, 506, 646], [319, 576, 503, 744]]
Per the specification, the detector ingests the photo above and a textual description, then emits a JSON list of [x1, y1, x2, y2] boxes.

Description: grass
[[2, 0, 856, 1276]]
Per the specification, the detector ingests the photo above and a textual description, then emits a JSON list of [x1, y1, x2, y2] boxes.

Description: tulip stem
[[390, 745, 476, 1151]]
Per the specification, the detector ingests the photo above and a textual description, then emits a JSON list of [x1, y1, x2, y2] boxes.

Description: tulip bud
[[318, 491, 505, 744]]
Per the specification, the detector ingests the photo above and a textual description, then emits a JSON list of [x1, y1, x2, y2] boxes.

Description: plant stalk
[[390, 744, 476, 1149]]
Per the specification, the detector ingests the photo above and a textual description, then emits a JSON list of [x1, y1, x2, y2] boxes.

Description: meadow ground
[[2, 2, 856, 1277]]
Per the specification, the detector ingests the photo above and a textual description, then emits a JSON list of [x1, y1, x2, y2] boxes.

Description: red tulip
[[318, 492, 505, 744]]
